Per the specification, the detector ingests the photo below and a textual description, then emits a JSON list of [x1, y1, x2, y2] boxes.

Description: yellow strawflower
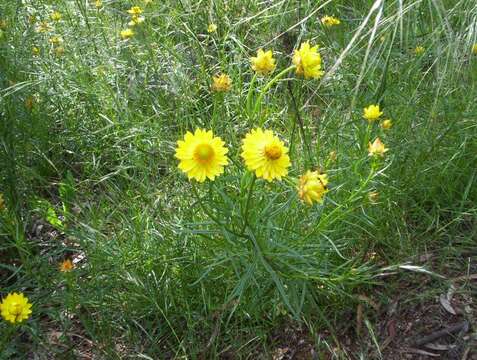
[[250, 49, 276, 76], [241, 128, 291, 182], [128, 15, 145, 26], [292, 41, 324, 79], [368, 138, 388, 157], [59, 259, 74, 272], [55, 46, 65, 56], [368, 191, 379, 204], [363, 104, 383, 121], [49, 36, 63, 46], [36, 21, 51, 33], [50, 11, 62, 22], [211, 73, 232, 92], [381, 119, 392, 130], [120, 28, 134, 40], [95, 0, 103, 8], [127, 6, 143, 15], [472, 43, 477, 55], [32, 46, 40, 56], [207, 23, 217, 33], [321, 15, 340, 27], [175, 129, 229, 182], [298, 171, 328, 205], [0, 292, 32, 324], [414, 46, 425, 55]]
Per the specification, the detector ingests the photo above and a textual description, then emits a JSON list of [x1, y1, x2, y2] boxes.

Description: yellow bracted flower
[[414, 46, 425, 55], [368, 138, 389, 157], [321, 15, 341, 27], [363, 104, 383, 121], [175, 129, 229, 182], [50, 11, 62, 21], [381, 119, 392, 130], [55, 46, 65, 56], [128, 15, 145, 26], [250, 49, 276, 76], [292, 41, 324, 79], [298, 171, 328, 205], [59, 259, 74, 272], [36, 21, 51, 33], [211, 74, 232, 92], [472, 43, 477, 55], [32, 46, 40, 56], [49, 36, 63, 46], [0, 292, 32, 324], [241, 128, 291, 182], [127, 6, 143, 15], [95, 0, 103, 8], [120, 28, 134, 40], [207, 23, 217, 33]]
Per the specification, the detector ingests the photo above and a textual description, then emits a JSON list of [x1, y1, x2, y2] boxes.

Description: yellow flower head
[[95, 0, 103, 8], [368, 137, 389, 157], [127, 6, 143, 15], [250, 49, 276, 76], [472, 43, 477, 55], [363, 104, 383, 121], [144, 0, 153, 5], [211, 73, 232, 92], [381, 119, 392, 130], [0, 193, 4, 210], [175, 129, 229, 182], [292, 41, 324, 79], [128, 15, 145, 26], [25, 96, 35, 110], [36, 21, 51, 33], [120, 28, 134, 40], [50, 11, 62, 22], [298, 171, 328, 205], [0, 292, 32, 324], [368, 191, 379, 204], [0, 20, 7, 29], [49, 36, 63, 46], [59, 259, 74, 272], [207, 23, 217, 33], [241, 128, 291, 182], [54, 46, 65, 56], [414, 46, 425, 55], [321, 15, 340, 27], [32, 46, 40, 56]]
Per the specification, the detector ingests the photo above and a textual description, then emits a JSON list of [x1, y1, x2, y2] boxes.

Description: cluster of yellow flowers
[[212, 41, 324, 93], [321, 15, 341, 27], [175, 128, 326, 204], [120, 6, 146, 40], [31, 10, 65, 57], [363, 104, 390, 157]]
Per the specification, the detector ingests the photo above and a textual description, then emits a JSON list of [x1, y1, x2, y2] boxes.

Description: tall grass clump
[[1, 0, 476, 357]]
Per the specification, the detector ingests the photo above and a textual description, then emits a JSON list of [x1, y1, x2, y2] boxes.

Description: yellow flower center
[[264, 144, 282, 160], [194, 144, 214, 162], [10, 302, 21, 315]]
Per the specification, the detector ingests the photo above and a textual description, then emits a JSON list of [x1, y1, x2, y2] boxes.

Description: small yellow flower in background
[[175, 129, 229, 182], [0, 292, 32, 324], [328, 150, 337, 162], [55, 46, 65, 56], [0, 20, 7, 29], [241, 128, 291, 182], [32, 46, 40, 56], [250, 49, 276, 76], [207, 23, 217, 33], [95, 0, 103, 9], [381, 119, 392, 130], [368, 137, 389, 157], [25, 96, 35, 110], [127, 6, 143, 15], [292, 41, 324, 79], [144, 0, 153, 4], [50, 11, 62, 22], [298, 171, 328, 205], [36, 21, 51, 33], [128, 15, 145, 26], [49, 36, 63, 46], [0, 193, 4, 210], [363, 104, 383, 122], [368, 191, 379, 204], [59, 259, 74, 272], [120, 28, 134, 40], [472, 43, 477, 55], [321, 15, 340, 27], [211, 73, 232, 92], [28, 15, 37, 24], [414, 46, 425, 55]]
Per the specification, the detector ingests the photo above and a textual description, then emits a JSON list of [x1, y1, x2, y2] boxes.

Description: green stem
[[254, 65, 296, 124], [246, 73, 257, 117], [240, 175, 257, 235]]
